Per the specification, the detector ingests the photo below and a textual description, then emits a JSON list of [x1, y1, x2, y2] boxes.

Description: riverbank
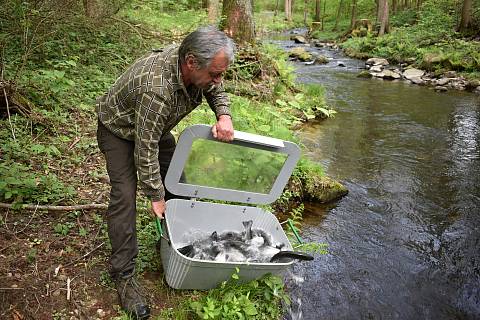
[[0, 4, 347, 319], [285, 33, 480, 94]]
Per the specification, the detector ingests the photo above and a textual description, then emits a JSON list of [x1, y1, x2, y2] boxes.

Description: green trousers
[[97, 120, 178, 275]]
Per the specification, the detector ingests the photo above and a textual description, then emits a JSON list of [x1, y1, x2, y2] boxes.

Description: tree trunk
[[392, 0, 397, 14], [304, 0, 308, 26], [457, 0, 473, 31], [82, 0, 98, 18], [315, 0, 321, 22], [285, 0, 292, 22], [274, 0, 280, 16], [378, 0, 389, 36], [350, 0, 357, 29], [322, 0, 326, 30], [222, 0, 255, 44], [333, 0, 344, 31], [376, 0, 382, 23], [207, 0, 219, 23]]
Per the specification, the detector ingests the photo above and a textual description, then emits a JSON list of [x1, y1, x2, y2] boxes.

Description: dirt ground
[[0, 203, 184, 320], [0, 129, 183, 319]]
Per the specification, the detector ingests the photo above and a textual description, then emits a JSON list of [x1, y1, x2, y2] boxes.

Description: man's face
[[188, 50, 229, 89]]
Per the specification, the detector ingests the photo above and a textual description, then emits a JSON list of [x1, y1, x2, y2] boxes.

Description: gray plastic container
[[161, 124, 301, 289]]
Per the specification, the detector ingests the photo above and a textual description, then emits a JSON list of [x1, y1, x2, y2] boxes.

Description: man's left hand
[[212, 115, 234, 142]]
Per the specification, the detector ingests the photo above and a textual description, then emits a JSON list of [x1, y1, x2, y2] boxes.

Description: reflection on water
[[274, 38, 480, 319]]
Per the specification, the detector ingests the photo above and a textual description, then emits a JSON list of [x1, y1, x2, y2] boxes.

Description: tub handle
[[155, 217, 171, 245]]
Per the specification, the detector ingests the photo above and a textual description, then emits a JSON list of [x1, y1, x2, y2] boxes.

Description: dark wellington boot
[[114, 269, 151, 319]]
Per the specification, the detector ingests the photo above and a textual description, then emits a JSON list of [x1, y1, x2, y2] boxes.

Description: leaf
[[258, 124, 270, 132], [48, 145, 61, 156], [288, 100, 301, 109], [244, 303, 257, 316], [294, 93, 305, 101], [275, 99, 287, 106], [79, 227, 87, 237]]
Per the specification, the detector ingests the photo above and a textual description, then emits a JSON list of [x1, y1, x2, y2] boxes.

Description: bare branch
[[0, 203, 108, 211]]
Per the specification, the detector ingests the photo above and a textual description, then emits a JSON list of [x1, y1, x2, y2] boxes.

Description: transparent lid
[[165, 124, 301, 204]]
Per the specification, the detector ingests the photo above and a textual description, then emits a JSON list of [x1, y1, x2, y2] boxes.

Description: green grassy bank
[[0, 1, 342, 319]]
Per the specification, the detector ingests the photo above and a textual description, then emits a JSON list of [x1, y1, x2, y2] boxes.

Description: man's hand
[[151, 199, 166, 219], [212, 114, 234, 142]]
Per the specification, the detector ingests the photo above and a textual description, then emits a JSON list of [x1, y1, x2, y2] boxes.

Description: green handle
[[287, 219, 304, 244], [155, 217, 163, 240]]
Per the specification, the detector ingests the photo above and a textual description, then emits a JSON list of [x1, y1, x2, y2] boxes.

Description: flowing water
[[270, 36, 480, 319]]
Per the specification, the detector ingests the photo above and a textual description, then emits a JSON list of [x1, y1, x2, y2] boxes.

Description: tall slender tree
[[350, 0, 357, 29], [378, 0, 389, 36], [457, 0, 473, 31], [207, 0, 219, 23], [222, 0, 255, 44], [285, 0, 292, 22], [333, 0, 344, 31], [315, 0, 321, 22]]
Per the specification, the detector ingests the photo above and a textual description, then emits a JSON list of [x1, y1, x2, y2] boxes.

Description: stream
[[270, 36, 480, 319]]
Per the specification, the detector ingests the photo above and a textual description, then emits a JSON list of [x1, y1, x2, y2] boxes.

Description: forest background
[[0, 0, 479, 319]]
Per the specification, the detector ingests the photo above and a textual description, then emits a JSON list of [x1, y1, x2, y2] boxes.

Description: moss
[[357, 70, 373, 78], [303, 175, 348, 203]]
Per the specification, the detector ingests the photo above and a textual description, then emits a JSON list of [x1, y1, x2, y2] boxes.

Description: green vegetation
[[341, 0, 480, 75], [159, 269, 290, 319], [252, 0, 480, 80], [0, 1, 338, 318]]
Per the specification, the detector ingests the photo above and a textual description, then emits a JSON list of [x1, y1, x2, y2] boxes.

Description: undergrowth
[[340, 0, 480, 75], [1, 1, 332, 318]]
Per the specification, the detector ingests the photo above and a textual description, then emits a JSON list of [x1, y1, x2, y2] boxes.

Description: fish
[[176, 220, 313, 263]]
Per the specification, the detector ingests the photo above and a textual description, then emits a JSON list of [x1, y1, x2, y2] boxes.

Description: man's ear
[[185, 54, 198, 71]]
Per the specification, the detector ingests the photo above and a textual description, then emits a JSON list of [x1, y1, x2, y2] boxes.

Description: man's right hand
[[151, 199, 166, 219]]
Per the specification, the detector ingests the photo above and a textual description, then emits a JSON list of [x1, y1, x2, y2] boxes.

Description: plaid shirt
[[96, 45, 231, 200]]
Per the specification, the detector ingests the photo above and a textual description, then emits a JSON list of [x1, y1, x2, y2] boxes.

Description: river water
[[271, 38, 480, 319]]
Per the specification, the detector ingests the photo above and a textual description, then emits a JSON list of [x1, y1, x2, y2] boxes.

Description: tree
[[221, 0, 255, 44], [207, 0, 219, 23], [285, 0, 292, 22], [378, 0, 389, 36], [350, 0, 357, 29], [83, 0, 98, 18], [315, 0, 321, 22], [457, 0, 473, 31], [333, 0, 344, 31]]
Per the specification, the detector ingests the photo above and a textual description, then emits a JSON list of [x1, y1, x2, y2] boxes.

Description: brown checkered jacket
[[96, 45, 231, 200]]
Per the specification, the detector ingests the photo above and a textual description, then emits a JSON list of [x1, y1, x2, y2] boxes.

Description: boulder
[[289, 47, 312, 61], [380, 70, 401, 80], [403, 68, 425, 80], [357, 71, 373, 78], [466, 79, 480, 90], [449, 79, 467, 90], [436, 78, 450, 86], [444, 71, 457, 78], [303, 176, 349, 203], [291, 35, 307, 44], [366, 57, 389, 66], [434, 86, 448, 92], [369, 65, 383, 72], [410, 77, 425, 85], [475, 86, 480, 94], [314, 55, 329, 64]]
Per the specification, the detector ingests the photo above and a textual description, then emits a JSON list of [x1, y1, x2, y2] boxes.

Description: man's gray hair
[[179, 26, 236, 68]]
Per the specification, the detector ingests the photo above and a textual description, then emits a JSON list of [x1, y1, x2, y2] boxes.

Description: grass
[[0, 2, 336, 318]]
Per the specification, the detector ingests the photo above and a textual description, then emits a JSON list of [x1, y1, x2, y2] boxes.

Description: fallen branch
[[0, 203, 107, 211], [60, 242, 105, 270]]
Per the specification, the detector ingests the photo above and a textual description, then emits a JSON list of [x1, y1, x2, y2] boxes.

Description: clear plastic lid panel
[[165, 125, 301, 205]]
